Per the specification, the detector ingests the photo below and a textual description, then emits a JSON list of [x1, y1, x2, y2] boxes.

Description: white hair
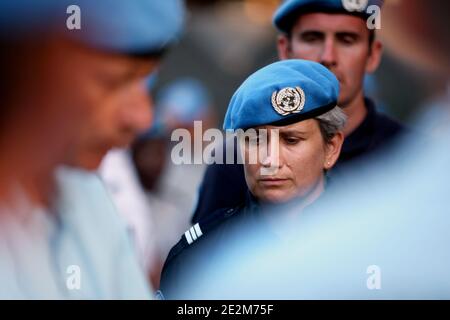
[[315, 106, 347, 143]]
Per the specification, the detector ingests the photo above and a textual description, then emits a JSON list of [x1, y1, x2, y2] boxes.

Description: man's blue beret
[[0, 0, 185, 55], [76, 0, 185, 55], [223, 59, 339, 131], [273, 0, 384, 34]]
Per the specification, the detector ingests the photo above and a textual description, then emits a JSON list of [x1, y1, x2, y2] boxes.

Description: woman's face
[[243, 119, 343, 204]]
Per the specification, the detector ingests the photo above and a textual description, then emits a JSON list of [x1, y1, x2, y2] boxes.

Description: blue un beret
[[0, 0, 185, 55], [223, 59, 339, 131], [273, 0, 384, 34], [76, 0, 185, 55]]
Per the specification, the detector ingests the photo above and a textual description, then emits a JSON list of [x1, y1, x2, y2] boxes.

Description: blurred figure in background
[[100, 77, 214, 289], [150, 78, 216, 253], [380, 0, 450, 130], [0, 0, 185, 298], [173, 0, 450, 299], [192, 0, 407, 224], [99, 119, 168, 290]]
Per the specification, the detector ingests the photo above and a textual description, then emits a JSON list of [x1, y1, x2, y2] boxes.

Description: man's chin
[[68, 151, 107, 172], [80, 159, 103, 171], [337, 95, 351, 109]]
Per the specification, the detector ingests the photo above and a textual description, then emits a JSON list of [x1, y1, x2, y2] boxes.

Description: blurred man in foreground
[[0, 0, 184, 298]]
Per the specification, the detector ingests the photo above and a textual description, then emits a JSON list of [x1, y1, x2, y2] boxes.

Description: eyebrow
[[279, 129, 309, 136], [121, 63, 149, 81], [298, 30, 324, 38], [335, 31, 361, 39], [298, 30, 361, 38]]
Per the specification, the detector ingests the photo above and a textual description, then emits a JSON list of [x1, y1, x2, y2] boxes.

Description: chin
[[260, 191, 294, 204], [83, 160, 103, 171], [75, 152, 106, 171]]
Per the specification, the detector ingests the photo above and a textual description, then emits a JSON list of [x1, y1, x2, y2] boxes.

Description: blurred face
[[1, 39, 109, 186], [243, 119, 343, 204], [278, 13, 382, 108], [65, 48, 158, 170]]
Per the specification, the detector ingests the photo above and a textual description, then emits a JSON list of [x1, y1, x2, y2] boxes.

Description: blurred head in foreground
[[0, 0, 185, 205]]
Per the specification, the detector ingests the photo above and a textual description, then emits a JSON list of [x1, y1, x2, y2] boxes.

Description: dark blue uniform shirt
[[159, 190, 335, 299], [159, 192, 282, 299]]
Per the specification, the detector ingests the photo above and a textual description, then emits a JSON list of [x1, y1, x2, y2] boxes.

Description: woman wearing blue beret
[[158, 59, 347, 299]]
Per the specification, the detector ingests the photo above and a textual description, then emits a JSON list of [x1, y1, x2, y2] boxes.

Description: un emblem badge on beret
[[342, 0, 369, 12], [271, 87, 305, 116]]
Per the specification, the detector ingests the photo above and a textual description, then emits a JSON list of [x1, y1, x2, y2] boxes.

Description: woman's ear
[[324, 131, 344, 170]]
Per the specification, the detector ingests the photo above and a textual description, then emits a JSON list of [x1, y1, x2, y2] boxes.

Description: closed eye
[[283, 136, 301, 145], [336, 32, 360, 45], [299, 31, 324, 44]]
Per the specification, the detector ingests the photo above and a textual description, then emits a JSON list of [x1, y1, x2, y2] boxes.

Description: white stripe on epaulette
[[194, 223, 203, 237], [184, 229, 193, 244], [184, 223, 203, 245], [189, 227, 197, 241]]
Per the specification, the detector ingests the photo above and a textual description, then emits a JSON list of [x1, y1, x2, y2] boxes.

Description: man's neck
[[341, 91, 368, 137], [0, 156, 55, 209]]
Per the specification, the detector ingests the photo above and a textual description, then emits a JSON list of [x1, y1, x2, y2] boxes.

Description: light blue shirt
[[0, 167, 151, 299]]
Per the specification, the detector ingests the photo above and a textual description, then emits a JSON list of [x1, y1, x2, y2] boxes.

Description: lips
[[259, 177, 287, 181], [258, 178, 289, 187]]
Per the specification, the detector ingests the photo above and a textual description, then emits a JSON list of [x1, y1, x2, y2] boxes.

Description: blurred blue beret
[[157, 78, 211, 124], [136, 77, 212, 140], [0, 0, 185, 55], [273, 0, 384, 33], [76, 0, 185, 55], [223, 59, 339, 131]]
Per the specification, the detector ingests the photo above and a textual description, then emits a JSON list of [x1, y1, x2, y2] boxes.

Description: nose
[[260, 137, 283, 169], [320, 38, 337, 69], [121, 81, 154, 134]]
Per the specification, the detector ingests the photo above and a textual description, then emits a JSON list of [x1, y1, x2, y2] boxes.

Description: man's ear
[[324, 131, 344, 170], [366, 40, 383, 73], [277, 34, 291, 60]]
